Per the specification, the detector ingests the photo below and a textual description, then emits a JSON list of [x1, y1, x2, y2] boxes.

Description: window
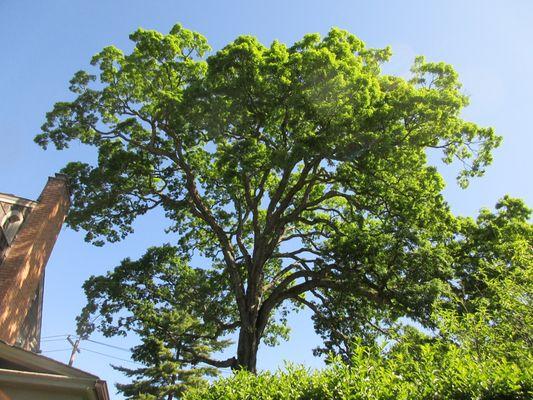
[[1, 210, 24, 245]]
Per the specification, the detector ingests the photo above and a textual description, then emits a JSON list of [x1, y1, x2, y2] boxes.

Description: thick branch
[[187, 351, 237, 369], [291, 296, 323, 317], [257, 275, 381, 337]]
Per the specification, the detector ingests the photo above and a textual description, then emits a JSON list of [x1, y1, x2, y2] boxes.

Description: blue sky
[[1, 0, 532, 397]]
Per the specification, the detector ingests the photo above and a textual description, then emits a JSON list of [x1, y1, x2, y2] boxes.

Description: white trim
[[0, 369, 99, 400], [0, 193, 37, 208], [0, 341, 98, 379], [0, 342, 109, 399]]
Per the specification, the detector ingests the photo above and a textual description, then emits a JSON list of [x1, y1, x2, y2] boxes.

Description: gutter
[[0, 368, 107, 400]]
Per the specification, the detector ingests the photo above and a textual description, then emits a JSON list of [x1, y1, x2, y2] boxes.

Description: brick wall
[[0, 175, 70, 350]]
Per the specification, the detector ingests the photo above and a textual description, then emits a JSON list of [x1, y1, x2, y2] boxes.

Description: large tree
[[37, 24, 500, 392]]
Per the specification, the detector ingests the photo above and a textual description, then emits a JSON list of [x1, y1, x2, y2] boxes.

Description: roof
[[0, 339, 109, 400], [0, 192, 37, 208]]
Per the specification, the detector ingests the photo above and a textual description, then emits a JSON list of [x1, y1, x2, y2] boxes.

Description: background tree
[[313, 197, 532, 362], [77, 245, 231, 399], [440, 196, 532, 361], [37, 24, 501, 394]]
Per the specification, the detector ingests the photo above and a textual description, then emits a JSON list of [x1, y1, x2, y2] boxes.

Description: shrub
[[184, 340, 532, 400]]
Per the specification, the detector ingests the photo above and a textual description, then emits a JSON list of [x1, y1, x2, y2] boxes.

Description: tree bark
[[236, 324, 259, 373]]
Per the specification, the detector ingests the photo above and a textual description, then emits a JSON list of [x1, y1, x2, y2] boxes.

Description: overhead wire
[[41, 338, 69, 343], [40, 334, 135, 363], [41, 334, 131, 351], [40, 335, 233, 375], [85, 338, 131, 352], [41, 334, 70, 339], [79, 347, 142, 365]]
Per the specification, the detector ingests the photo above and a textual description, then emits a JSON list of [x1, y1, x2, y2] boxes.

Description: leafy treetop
[[37, 24, 501, 396]]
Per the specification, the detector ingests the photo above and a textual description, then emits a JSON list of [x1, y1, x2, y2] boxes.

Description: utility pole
[[67, 335, 81, 366]]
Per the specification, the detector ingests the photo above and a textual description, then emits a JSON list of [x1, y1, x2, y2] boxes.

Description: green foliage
[[451, 196, 532, 308], [438, 197, 532, 363], [77, 245, 235, 398], [313, 197, 532, 360], [38, 23, 506, 395], [184, 345, 531, 400], [185, 259, 533, 400]]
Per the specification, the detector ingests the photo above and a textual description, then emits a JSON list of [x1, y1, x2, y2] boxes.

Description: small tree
[[37, 24, 500, 395], [78, 246, 228, 399], [439, 196, 533, 362]]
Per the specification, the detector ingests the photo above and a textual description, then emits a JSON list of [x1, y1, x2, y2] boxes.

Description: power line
[[79, 347, 142, 365], [85, 338, 131, 353], [41, 334, 70, 339], [41, 334, 137, 367], [42, 335, 132, 352], [41, 343, 231, 375]]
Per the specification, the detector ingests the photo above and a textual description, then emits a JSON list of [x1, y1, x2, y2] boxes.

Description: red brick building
[[0, 174, 70, 351], [0, 175, 110, 399]]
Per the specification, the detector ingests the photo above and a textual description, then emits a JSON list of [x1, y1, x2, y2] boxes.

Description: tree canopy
[[37, 24, 503, 397]]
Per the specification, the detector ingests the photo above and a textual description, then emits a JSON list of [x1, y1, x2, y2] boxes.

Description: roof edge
[[0, 193, 37, 208], [0, 340, 98, 379]]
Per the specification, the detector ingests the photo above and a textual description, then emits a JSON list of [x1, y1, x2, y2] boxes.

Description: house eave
[[0, 193, 37, 208], [0, 340, 109, 400], [0, 339, 97, 379], [0, 368, 99, 400]]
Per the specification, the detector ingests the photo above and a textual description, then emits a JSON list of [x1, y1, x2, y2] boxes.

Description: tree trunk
[[236, 324, 259, 373]]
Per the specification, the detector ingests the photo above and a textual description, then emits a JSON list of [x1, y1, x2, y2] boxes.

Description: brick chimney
[[0, 175, 70, 351]]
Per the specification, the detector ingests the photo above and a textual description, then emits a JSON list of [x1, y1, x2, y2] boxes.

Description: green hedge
[[184, 343, 532, 400]]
